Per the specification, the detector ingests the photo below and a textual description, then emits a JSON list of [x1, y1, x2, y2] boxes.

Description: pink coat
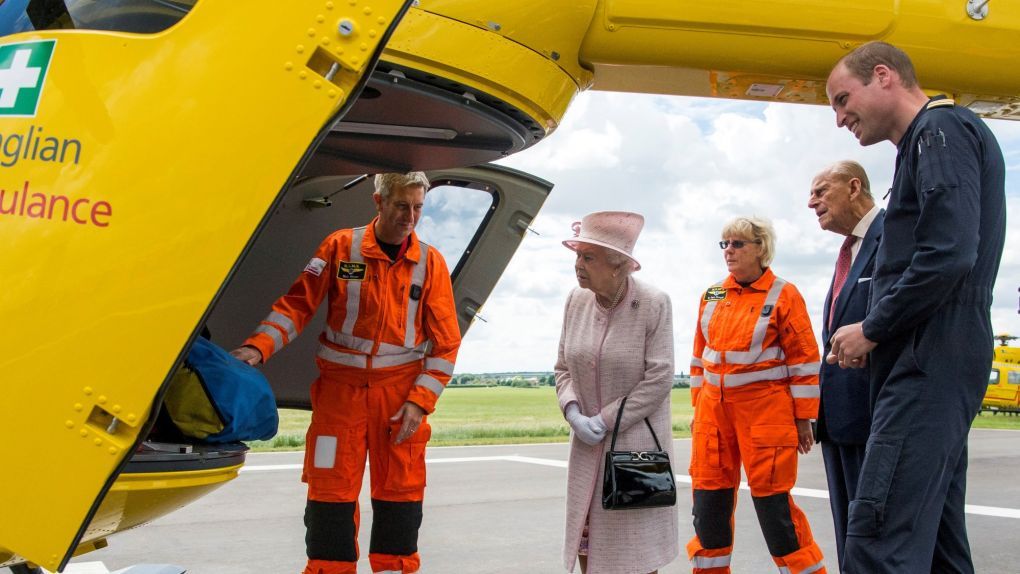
[[555, 277, 679, 573]]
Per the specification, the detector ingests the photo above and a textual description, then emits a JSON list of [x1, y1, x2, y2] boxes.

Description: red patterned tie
[[828, 235, 855, 330]]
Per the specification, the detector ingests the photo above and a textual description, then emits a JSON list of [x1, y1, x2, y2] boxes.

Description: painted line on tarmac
[[240, 455, 517, 473], [242, 455, 1020, 519], [241, 455, 542, 473], [241, 463, 303, 472], [964, 504, 1020, 519]]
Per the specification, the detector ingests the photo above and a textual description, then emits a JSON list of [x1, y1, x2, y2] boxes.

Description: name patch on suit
[[704, 287, 727, 301], [337, 261, 367, 281]]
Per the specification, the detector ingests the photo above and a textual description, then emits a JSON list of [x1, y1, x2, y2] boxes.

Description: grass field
[[248, 386, 695, 451], [247, 386, 1020, 451], [972, 410, 1020, 430]]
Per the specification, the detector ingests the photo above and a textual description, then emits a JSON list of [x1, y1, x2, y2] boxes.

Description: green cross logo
[[0, 40, 56, 117]]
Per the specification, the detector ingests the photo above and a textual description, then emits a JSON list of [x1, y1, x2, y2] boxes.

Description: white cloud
[[452, 91, 1020, 373]]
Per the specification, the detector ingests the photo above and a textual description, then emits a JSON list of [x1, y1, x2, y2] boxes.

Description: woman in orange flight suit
[[687, 216, 826, 574]]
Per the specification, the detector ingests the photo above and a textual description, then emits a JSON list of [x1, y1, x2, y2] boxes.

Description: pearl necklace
[[597, 278, 628, 311]]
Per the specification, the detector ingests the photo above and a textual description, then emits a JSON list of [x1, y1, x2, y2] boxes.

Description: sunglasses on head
[[719, 239, 761, 249]]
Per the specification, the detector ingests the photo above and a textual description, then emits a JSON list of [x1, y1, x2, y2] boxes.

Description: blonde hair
[[721, 216, 776, 267], [374, 172, 430, 199]]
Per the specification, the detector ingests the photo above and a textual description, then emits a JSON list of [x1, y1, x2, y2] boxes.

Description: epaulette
[[926, 98, 955, 109]]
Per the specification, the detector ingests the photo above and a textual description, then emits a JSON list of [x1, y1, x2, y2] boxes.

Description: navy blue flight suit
[[818, 210, 883, 573], [844, 97, 1006, 573]]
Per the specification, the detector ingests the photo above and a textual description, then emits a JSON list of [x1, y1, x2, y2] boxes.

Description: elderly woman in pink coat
[[555, 211, 679, 574]]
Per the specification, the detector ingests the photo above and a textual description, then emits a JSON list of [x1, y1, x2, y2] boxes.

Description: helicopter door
[[207, 163, 553, 409]]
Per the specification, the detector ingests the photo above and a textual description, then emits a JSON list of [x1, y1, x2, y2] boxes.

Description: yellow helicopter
[[982, 334, 1020, 415], [2, 0, 1019, 571]]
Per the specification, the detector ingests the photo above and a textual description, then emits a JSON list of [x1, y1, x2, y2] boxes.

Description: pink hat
[[563, 211, 644, 270]]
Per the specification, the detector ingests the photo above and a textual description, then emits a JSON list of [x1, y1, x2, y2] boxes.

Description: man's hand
[[390, 401, 427, 445], [564, 402, 608, 446], [795, 418, 814, 454], [826, 322, 877, 369], [230, 345, 263, 366]]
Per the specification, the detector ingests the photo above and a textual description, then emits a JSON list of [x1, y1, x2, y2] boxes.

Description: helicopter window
[[7, 0, 196, 34], [415, 183, 494, 276], [1009, 371, 1020, 385], [989, 370, 1000, 385]]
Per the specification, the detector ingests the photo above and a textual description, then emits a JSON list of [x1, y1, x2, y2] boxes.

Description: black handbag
[[602, 396, 677, 510]]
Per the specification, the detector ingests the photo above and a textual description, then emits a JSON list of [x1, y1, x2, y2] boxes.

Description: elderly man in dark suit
[[808, 160, 882, 573]]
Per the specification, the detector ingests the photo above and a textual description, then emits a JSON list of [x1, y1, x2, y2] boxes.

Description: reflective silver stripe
[[692, 554, 731, 568], [704, 345, 783, 365], [690, 375, 703, 388], [700, 300, 717, 342], [778, 562, 825, 574], [378, 340, 427, 356], [723, 365, 790, 387], [425, 357, 455, 375], [704, 371, 722, 386], [340, 226, 367, 335], [690, 357, 703, 368], [316, 344, 367, 368], [317, 344, 427, 370], [326, 328, 375, 354], [702, 347, 722, 364], [790, 385, 821, 399], [788, 361, 821, 377], [747, 277, 786, 355], [699, 280, 724, 341], [415, 374, 445, 397], [253, 324, 284, 353], [313, 435, 337, 468], [373, 350, 425, 369], [404, 242, 429, 348], [719, 346, 785, 365], [265, 311, 297, 342]]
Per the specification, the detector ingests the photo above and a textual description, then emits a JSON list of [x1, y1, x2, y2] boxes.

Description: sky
[[440, 90, 1020, 374]]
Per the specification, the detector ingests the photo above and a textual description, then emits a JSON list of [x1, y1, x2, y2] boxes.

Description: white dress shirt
[[849, 205, 881, 263]]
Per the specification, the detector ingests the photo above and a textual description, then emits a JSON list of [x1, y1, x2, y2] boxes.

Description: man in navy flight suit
[[825, 42, 1005, 573], [808, 160, 883, 573]]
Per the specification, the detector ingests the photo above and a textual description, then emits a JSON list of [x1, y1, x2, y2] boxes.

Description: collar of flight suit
[[362, 216, 424, 264], [722, 266, 775, 292]]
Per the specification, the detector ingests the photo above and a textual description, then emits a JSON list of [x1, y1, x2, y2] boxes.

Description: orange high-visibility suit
[[244, 218, 461, 574], [687, 269, 825, 574]]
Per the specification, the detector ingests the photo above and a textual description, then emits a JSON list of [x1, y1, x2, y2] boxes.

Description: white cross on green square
[[0, 39, 56, 117]]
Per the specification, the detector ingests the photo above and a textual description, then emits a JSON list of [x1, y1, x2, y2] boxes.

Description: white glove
[[565, 402, 608, 446]]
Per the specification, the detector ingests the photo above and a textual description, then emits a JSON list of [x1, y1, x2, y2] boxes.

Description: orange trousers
[[302, 360, 429, 574], [687, 383, 825, 574]]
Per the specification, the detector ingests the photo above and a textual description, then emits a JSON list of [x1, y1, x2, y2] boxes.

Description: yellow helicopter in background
[[983, 334, 1020, 415], [2, 0, 1019, 571]]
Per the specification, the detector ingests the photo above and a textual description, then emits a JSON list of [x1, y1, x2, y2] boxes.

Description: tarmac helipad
[[68, 429, 1020, 573]]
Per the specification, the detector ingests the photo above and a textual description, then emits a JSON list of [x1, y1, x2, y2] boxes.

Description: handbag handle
[[608, 396, 663, 452]]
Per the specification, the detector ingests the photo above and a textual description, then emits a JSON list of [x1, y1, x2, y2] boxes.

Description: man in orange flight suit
[[231, 172, 461, 574], [687, 217, 825, 574]]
